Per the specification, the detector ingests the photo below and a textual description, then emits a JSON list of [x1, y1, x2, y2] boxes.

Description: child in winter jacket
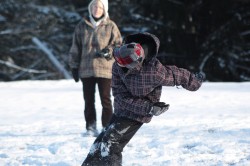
[[81, 32, 205, 166]]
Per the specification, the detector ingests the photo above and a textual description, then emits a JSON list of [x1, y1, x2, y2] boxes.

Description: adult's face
[[91, 1, 104, 18]]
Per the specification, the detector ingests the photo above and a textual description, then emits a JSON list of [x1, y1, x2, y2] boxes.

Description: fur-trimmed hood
[[123, 32, 160, 62]]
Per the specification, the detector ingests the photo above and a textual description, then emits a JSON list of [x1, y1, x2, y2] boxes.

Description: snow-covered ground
[[0, 80, 249, 166]]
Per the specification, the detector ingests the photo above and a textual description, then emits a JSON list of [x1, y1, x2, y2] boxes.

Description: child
[[81, 32, 204, 166]]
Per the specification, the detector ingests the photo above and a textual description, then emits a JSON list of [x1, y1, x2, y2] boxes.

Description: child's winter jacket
[[111, 32, 202, 123]]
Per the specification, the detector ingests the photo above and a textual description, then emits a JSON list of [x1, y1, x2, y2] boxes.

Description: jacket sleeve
[[155, 62, 202, 91], [112, 64, 153, 116], [106, 22, 122, 55], [68, 24, 82, 69]]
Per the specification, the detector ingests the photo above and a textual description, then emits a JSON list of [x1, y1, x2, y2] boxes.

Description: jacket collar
[[83, 17, 109, 28]]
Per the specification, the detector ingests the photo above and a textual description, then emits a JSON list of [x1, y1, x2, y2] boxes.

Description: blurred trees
[[0, 0, 249, 81]]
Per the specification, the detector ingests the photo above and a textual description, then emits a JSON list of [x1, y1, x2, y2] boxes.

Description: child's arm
[[166, 65, 203, 91], [155, 62, 203, 91]]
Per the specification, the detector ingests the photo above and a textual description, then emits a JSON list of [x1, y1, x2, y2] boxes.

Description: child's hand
[[149, 102, 169, 116], [195, 72, 206, 82]]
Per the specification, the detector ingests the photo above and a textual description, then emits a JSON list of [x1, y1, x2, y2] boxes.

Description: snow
[[0, 80, 249, 166]]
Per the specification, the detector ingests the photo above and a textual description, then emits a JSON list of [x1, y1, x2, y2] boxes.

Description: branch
[[199, 51, 214, 72], [0, 59, 47, 73], [12, 58, 45, 80], [32, 37, 71, 79]]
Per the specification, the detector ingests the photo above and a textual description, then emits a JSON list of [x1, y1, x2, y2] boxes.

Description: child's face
[[122, 57, 144, 69], [114, 43, 145, 69], [91, 1, 104, 18], [141, 44, 149, 58]]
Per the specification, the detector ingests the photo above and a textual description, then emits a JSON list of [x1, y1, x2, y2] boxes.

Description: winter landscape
[[0, 80, 249, 166]]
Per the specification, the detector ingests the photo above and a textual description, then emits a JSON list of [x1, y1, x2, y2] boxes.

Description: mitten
[[71, 68, 79, 82], [97, 48, 112, 60], [195, 72, 206, 82], [149, 102, 170, 116]]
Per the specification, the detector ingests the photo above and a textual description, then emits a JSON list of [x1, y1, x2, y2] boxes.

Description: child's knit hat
[[113, 43, 145, 69]]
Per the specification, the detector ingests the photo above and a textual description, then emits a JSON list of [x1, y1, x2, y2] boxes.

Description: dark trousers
[[82, 115, 143, 166], [81, 77, 113, 130]]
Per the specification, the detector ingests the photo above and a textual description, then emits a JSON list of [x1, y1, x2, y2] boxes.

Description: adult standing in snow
[[68, 0, 122, 136], [81, 32, 205, 165]]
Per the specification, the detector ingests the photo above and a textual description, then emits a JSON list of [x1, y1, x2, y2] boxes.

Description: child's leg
[[82, 115, 143, 166]]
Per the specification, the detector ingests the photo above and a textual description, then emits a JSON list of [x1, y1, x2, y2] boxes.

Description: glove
[[195, 72, 206, 82], [149, 102, 170, 116], [97, 48, 112, 61], [71, 68, 79, 82]]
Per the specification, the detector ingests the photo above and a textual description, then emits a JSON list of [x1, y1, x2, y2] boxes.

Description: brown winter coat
[[68, 18, 122, 79]]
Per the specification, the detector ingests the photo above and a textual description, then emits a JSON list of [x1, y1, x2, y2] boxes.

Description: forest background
[[0, 0, 249, 82]]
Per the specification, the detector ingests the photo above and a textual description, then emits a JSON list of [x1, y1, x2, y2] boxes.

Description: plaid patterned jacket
[[68, 18, 122, 79], [112, 59, 202, 123], [112, 32, 202, 123]]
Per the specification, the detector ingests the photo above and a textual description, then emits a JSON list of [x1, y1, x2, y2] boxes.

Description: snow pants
[[81, 77, 113, 130], [81, 115, 143, 166]]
